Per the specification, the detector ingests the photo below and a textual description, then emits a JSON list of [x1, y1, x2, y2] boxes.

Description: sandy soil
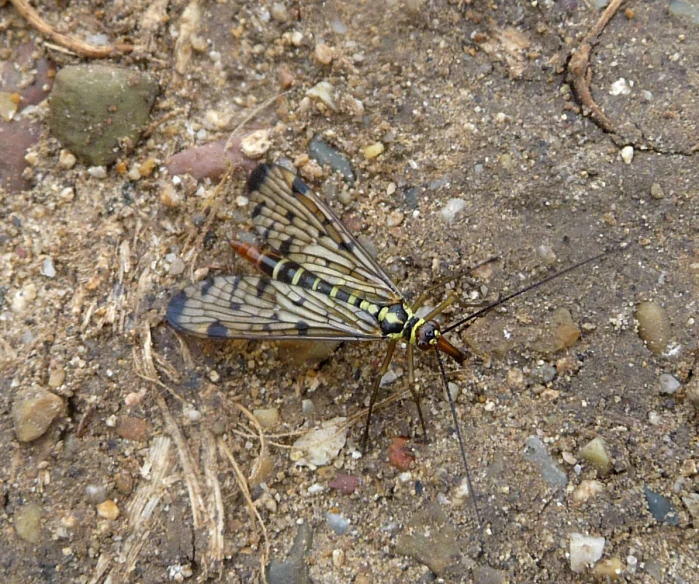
[[1, 1, 697, 583]]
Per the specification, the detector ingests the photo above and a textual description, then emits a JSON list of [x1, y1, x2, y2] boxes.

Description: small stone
[[169, 256, 185, 276], [592, 557, 623, 579], [386, 210, 404, 227], [41, 257, 56, 278], [265, 523, 313, 584], [328, 472, 359, 495], [388, 437, 415, 471], [270, 2, 289, 23], [682, 493, 699, 519], [279, 67, 295, 89], [363, 142, 385, 159], [96, 500, 120, 520], [253, 408, 280, 429], [87, 166, 107, 179], [14, 503, 43, 544], [326, 512, 350, 535], [301, 399, 316, 419], [13, 390, 65, 442], [472, 564, 509, 584], [85, 485, 108, 504], [241, 129, 272, 159], [307, 134, 355, 184], [524, 435, 568, 488], [643, 485, 679, 525], [306, 81, 337, 111], [332, 549, 344, 567], [537, 244, 557, 265], [636, 301, 672, 355], [579, 437, 612, 476], [289, 31, 304, 47], [314, 43, 334, 65], [0, 91, 19, 121], [569, 533, 605, 573], [658, 373, 680, 394], [440, 198, 468, 223], [395, 503, 460, 576], [572, 479, 605, 505], [610, 78, 631, 96], [11, 281, 38, 313], [47, 364, 66, 388], [138, 158, 156, 177], [620, 145, 634, 164], [58, 149, 77, 169], [115, 473, 134, 495], [650, 183, 665, 200], [116, 417, 147, 441]]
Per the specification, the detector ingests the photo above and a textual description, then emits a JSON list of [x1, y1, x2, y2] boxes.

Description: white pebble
[[41, 257, 56, 278], [658, 373, 680, 394], [569, 533, 605, 573], [620, 146, 634, 165], [610, 78, 632, 96], [241, 129, 271, 159], [87, 166, 107, 179], [440, 198, 467, 223], [306, 81, 337, 111]]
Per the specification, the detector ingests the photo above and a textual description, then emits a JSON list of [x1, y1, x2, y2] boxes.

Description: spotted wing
[[166, 275, 383, 341], [247, 164, 403, 304]]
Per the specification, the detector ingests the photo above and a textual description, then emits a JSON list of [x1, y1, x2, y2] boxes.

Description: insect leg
[[361, 339, 397, 451]]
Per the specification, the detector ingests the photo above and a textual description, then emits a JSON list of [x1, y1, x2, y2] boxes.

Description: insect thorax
[[378, 303, 424, 342]]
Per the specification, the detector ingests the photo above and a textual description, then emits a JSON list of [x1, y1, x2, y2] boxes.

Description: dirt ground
[[1, 1, 698, 583]]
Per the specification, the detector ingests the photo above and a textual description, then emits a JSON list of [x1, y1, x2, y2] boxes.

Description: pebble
[[314, 44, 334, 65], [14, 502, 43, 544], [395, 503, 460, 576], [87, 166, 107, 179], [386, 210, 404, 228], [270, 2, 289, 23], [85, 484, 108, 504], [440, 198, 468, 223], [668, 0, 699, 25], [253, 408, 280, 429], [13, 389, 65, 442], [658, 373, 680, 394], [388, 437, 415, 471], [307, 134, 355, 184], [167, 136, 256, 180], [115, 473, 134, 495], [569, 533, 605, 573], [49, 64, 158, 166], [472, 564, 509, 584], [325, 512, 350, 535], [650, 183, 665, 200], [592, 557, 623, 579], [332, 549, 344, 567], [643, 485, 679, 525], [11, 281, 37, 313], [96, 500, 120, 521], [116, 416, 147, 441], [620, 145, 634, 164], [169, 256, 185, 276], [328, 472, 359, 495], [523, 435, 568, 488], [572, 479, 605, 505], [41, 257, 56, 278], [363, 142, 385, 159], [531, 308, 581, 353], [579, 437, 612, 476], [636, 301, 672, 355], [241, 129, 272, 159], [682, 493, 699, 519], [306, 81, 337, 111], [266, 523, 313, 584], [279, 67, 295, 89], [291, 417, 347, 466], [537, 244, 557, 265], [58, 149, 77, 169], [47, 364, 66, 388]]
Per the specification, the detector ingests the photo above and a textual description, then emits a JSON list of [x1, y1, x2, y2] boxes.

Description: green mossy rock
[[49, 64, 158, 166]]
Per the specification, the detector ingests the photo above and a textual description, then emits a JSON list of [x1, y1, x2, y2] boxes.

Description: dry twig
[[9, 0, 134, 58]]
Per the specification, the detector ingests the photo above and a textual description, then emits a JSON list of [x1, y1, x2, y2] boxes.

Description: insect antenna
[[443, 248, 619, 335], [435, 347, 482, 528]]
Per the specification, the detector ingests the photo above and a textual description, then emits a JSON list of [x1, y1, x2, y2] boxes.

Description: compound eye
[[416, 321, 439, 350]]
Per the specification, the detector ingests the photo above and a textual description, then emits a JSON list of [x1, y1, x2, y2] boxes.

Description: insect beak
[[437, 336, 465, 364]]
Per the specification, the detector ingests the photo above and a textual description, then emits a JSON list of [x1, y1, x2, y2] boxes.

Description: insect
[[167, 163, 611, 524]]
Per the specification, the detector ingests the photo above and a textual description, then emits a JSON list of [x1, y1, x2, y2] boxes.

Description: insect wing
[[247, 164, 403, 304], [167, 275, 383, 341]]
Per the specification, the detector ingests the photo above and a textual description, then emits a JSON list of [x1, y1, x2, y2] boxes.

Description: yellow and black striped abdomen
[[231, 240, 381, 317]]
